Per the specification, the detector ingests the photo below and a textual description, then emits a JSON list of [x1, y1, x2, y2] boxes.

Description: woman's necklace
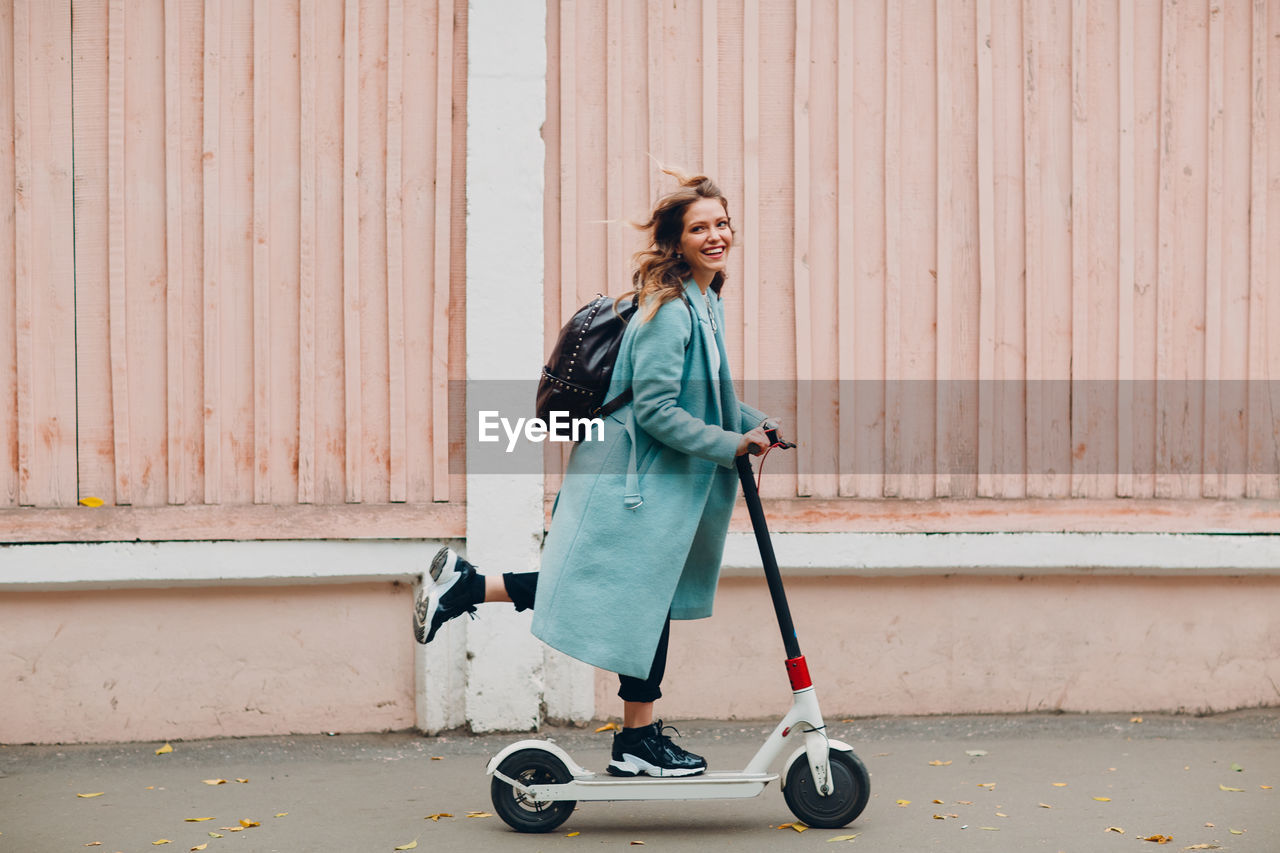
[[703, 290, 717, 333]]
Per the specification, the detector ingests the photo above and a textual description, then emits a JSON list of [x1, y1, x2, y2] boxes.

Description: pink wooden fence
[[545, 0, 1280, 516], [4, 1, 1280, 543], [1, 0, 467, 540]]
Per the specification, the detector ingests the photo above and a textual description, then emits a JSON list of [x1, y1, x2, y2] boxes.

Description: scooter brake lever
[[764, 427, 797, 450]]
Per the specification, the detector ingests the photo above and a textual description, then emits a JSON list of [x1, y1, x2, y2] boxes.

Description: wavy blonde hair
[[627, 168, 733, 322]]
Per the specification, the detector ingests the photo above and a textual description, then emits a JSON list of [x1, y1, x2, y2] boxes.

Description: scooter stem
[[735, 453, 802, 661]]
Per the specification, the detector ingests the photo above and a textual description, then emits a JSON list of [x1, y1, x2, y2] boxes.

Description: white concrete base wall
[[600, 574, 1280, 721]]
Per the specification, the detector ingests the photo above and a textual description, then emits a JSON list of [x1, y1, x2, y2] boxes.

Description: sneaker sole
[[414, 547, 462, 644], [606, 756, 706, 778]]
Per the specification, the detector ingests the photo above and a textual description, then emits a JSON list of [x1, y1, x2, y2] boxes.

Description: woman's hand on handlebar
[[736, 426, 772, 457]]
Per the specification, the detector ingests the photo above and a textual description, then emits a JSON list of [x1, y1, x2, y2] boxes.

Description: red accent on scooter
[[786, 656, 812, 691]]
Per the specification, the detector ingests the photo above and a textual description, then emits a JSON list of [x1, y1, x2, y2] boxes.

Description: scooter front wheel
[[490, 748, 577, 833], [783, 748, 871, 829]]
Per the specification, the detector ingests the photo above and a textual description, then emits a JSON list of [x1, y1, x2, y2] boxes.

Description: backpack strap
[[596, 289, 694, 420]]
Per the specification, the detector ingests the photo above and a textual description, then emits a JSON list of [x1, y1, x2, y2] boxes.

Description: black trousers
[[502, 572, 670, 704]]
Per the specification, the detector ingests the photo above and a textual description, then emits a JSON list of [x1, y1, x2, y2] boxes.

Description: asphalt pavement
[[3, 710, 1278, 852]]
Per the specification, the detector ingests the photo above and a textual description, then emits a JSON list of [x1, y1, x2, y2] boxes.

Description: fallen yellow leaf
[[1184, 845, 1221, 850], [152, 842, 172, 847], [183, 817, 215, 822], [1229, 829, 1244, 835], [1131, 716, 1144, 723], [566, 831, 580, 837], [1052, 782, 1068, 787], [155, 743, 174, 755], [1219, 784, 1244, 792], [1261, 785, 1273, 790], [191, 846, 208, 852], [929, 760, 952, 766], [595, 722, 620, 733], [394, 841, 418, 851], [1038, 803, 1053, 809], [896, 799, 911, 806], [274, 813, 288, 818], [827, 835, 859, 842], [238, 819, 260, 828], [79, 496, 105, 507], [1141, 836, 1172, 844], [996, 812, 1009, 817], [235, 778, 249, 784], [424, 813, 452, 821], [202, 779, 227, 786], [978, 782, 997, 789], [83, 844, 103, 848], [431, 756, 443, 761], [207, 833, 223, 838], [1093, 796, 1112, 802], [979, 826, 1000, 831], [789, 823, 808, 832], [932, 814, 946, 820], [631, 843, 646, 846], [77, 792, 106, 798], [1106, 827, 1125, 834], [466, 812, 492, 818]]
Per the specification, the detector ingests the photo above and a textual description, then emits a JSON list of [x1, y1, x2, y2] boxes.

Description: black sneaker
[[413, 547, 481, 644], [606, 722, 707, 777]]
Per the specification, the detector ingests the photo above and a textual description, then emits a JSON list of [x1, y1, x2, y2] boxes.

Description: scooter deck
[[520, 770, 780, 803]]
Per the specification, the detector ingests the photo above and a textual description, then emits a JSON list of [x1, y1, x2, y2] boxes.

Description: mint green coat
[[531, 280, 768, 679]]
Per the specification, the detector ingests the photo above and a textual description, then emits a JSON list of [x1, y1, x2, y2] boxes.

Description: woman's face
[[678, 197, 732, 286]]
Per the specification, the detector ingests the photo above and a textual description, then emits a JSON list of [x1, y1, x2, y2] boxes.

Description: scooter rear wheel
[[783, 748, 871, 829], [490, 748, 577, 833]]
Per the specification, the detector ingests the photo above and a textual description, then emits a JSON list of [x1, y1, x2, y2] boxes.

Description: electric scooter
[[485, 431, 871, 833]]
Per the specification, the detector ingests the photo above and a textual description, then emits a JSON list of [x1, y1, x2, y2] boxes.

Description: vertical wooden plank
[[606, 0, 623, 294], [342, 0, 362, 503], [1069, 0, 1087, 497], [165, 0, 186, 504], [386, 0, 407, 503], [431, 0, 454, 503], [252, 0, 271, 504], [934, 0, 953, 498], [702, 0, 717, 179], [0, 0, 16, 506], [298, 0, 317, 504], [108, 0, 134, 505], [1202, 0, 1225, 498], [975, 0, 996, 497], [70, 0, 111, 504], [1021, 0, 1041, 498], [202, 0, 222, 505], [12, 0, 32, 504], [836, 0, 855, 496], [1154, 0, 1177, 498], [1245, 0, 1270, 497], [852, 0, 886, 498], [990, 0, 1026, 499], [883, 0, 902, 498], [1116, 0, 1136, 498], [742, 0, 760, 385], [794, 0, 813, 497], [646, 0, 663, 196], [560, 0, 577, 330]]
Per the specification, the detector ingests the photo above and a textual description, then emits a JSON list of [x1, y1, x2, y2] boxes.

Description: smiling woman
[[415, 169, 778, 779]]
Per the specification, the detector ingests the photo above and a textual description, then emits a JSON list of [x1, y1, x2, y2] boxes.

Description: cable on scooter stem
[[735, 442, 802, 662]]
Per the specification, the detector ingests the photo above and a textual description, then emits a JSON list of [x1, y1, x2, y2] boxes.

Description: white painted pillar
[[434, 0, 593, 733]]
